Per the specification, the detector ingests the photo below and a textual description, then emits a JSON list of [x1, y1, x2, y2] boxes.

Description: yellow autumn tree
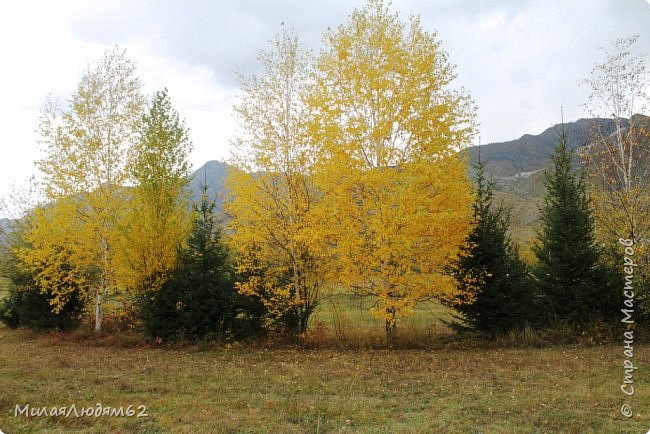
[[20, 199, 93, 313], [118, 88, 193, 295], [308, 0, 476, 338], [21, 47, 145, 332], [226, 27, 327, 334]]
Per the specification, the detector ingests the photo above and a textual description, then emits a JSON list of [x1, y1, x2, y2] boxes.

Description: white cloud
[[127, 40, 238, 164], [1, 0, 650, 217], [414, 0, 650, 143], [0, 1, 105, 210]]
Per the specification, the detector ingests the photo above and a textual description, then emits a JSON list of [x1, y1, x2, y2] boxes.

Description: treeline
[[1, 1, 649, 343]]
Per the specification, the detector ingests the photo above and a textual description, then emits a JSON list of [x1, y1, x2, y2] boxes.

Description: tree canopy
[[24, 47, 145, 332], [227, 28, 327, 334], [308, 0, 477, 337]]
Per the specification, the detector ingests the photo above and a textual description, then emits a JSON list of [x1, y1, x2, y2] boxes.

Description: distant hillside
[[0, 218, 18, 249], [187, 118, 637, 210], [468, 118, 623, 177], [146, 117, 650, 260], [466, 115, 650, 261], [188, 160, 230, 212], [0, 218, 14, 233]]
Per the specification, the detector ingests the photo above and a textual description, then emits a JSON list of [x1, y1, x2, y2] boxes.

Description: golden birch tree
[[226, 27, 327, 334], [308, 0, 476, 338], [581, 36, 650, 245], [22, 47, 145, 332], [580, 35, 650, 316], [19, 199, 93, 314]]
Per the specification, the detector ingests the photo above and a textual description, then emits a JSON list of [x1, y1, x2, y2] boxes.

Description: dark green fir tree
[[139, 184, 263, 341], [449, 154, 534, 337], [533, 129, 616, 325]]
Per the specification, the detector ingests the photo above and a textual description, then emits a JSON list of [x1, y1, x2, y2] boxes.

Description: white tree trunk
[[94, 290, 103, 332]]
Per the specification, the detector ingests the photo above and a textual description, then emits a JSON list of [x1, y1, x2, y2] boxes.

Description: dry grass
[[1, 322, 649, 433]]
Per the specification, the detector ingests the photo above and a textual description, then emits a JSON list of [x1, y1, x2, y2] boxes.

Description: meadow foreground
[[1, 326, 648, 433]]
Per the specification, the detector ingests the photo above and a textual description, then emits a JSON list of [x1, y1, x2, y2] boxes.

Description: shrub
[[0, 233, 84, 331]]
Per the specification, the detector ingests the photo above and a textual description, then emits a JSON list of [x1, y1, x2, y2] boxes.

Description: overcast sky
[[1, 0, 649, 215]]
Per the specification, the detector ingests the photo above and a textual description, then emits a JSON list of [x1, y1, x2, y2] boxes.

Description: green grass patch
[[0, 276, 9, 300], [307, 293, 455, 348]]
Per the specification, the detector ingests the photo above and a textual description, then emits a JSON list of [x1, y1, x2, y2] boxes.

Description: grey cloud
[[70, 0, 360, 87], [68, 0, 650, 143]]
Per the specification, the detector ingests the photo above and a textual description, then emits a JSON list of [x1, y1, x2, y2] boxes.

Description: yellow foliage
[[307, 0, 476, 325], [227, 28, 328, 333], [581, 36, 650, 291], [24, 48, 145, 331], [19, 195, 115, 314], [116, 191, 191, 292], [116, 89, 193, 293]]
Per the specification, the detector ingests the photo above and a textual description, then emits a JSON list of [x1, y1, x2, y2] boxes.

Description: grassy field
[[307, 293, 456, 348], [0, 276, 9, 300], [0, 327, 648, 433], [1, 297, 649, 434]]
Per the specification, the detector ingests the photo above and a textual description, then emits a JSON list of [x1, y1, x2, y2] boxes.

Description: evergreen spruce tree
[[139, 185, 263, 341], [533, 130, 616, 325], [449, 155, 534, 337]]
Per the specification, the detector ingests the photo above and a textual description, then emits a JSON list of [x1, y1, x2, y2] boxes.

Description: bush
[[0, 284, 84, 331], [0, 228, 85, 331]]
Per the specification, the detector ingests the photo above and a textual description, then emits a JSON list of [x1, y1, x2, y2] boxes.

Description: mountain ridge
[[190, 117, 632, 196], [3, 117, 641, 253], [188, 160, 229, 209], [467, 117, 624, 177]]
